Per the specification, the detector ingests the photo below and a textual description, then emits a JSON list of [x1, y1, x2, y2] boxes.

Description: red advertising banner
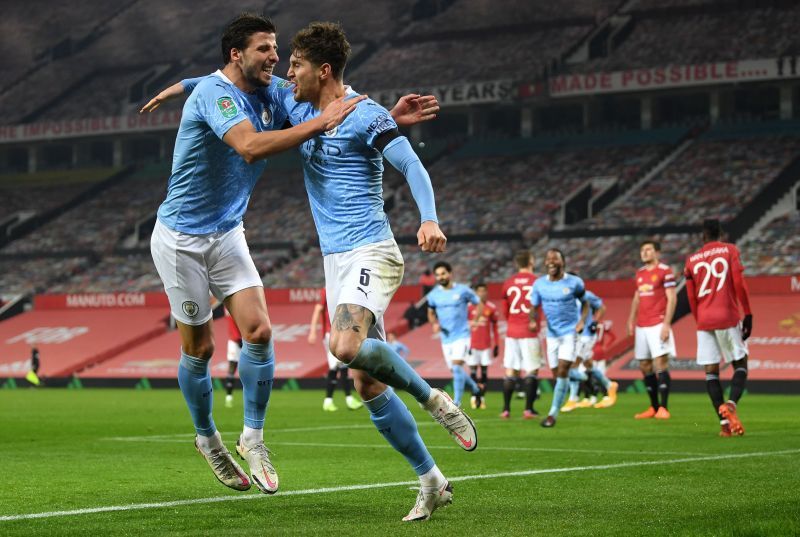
[[549, 58, 800, 98], [0, 309, 168, 377]]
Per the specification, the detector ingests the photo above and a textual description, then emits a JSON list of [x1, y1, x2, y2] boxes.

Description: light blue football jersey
[[580, 290, 603, 336], [158, 71, 292, 234], [427, 283, 480, 344], [528, 273, 586, 338], [287, 89, 397, 255]]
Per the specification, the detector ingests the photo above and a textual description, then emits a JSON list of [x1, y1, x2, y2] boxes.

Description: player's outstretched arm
[[224, 95, 366, 163], [390, 94, 440, 126], [427, 307, 440, 334], [139, 81, 188, 113]]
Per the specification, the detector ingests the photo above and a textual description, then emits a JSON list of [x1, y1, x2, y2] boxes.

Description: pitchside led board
[[0, 277, 798, 381]]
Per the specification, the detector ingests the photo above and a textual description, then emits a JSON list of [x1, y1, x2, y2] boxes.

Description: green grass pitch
[[1, 388, 798, 536]]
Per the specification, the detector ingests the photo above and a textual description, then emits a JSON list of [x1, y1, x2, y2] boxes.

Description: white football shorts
[[503, 337, 543, 372], [696, 326, 748, 365], [151, 219, 262, 326], [546, 334, 577, 369], [323, 238, 404, 342], [634, 324, 676, 360], [467, 348, 492, 367]]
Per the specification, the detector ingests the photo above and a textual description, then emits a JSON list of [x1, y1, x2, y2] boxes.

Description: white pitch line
[[102, 434, 705, 456], [1, 449, 797, 523]]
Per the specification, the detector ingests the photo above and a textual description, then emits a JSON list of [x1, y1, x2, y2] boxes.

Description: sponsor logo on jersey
[[216, 96, 238, 119], [365, 113, 394, 136], [275, 79, 294, 88], [182, 301, 200, 318]]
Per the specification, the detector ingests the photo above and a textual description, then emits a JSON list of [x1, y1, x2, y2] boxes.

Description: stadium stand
[[740, 212, 800, 275], [576, 4, 800, 73], [0, 257, 91, 298]]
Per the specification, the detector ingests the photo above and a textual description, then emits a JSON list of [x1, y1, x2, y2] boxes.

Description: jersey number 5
[[359, 268, 371, 287], [693, 258, 729, 298]]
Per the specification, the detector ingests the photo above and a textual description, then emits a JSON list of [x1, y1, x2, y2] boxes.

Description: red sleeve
[[501, 282, 510, 319], [732, 264, 752, 316], [685, 276, 698, 320]]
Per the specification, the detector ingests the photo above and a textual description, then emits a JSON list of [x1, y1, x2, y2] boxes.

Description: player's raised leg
[[226, 286, 279, 494]]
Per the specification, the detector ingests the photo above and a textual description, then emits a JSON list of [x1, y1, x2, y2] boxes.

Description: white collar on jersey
[[213, 69, 234, 85]]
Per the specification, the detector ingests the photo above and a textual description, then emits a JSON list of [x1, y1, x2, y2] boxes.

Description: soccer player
[[286, 23, 477, 521], [684, 219, 753, 437], [143, 15, 442, 500], [567, 289, 618, 410], [308, 287, 362, 411], [528, 249, 590, 428], [147, 14, 367, 495], [25, 346, 41, 387], [467, 282, 499, 409], [500, 250, 542, 419], [628, 240, 676, 420], [224, 307, 242, 408], [427, 262, 484, 407], [387, 332, 410, 360]]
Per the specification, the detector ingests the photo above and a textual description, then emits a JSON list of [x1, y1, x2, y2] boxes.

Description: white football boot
[[236, 435, 279, 494], [423, 389, 478, 451], [194, 437, 250, 491], [402, 481, 453, 522]]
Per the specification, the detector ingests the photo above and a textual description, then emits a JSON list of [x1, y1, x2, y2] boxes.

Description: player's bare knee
[[639, 360, 653, 374], [243, 321, 272, 345], [185, 341, 215, 360], [329, 333, 358, 364]]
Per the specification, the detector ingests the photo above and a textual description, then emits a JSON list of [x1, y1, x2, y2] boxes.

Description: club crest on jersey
[[324, 125, 338, 137], [182, 301, 200, 318], [216, 97, 237, 119], [562, 287, 570, 295], [261, 108, 272, 126]]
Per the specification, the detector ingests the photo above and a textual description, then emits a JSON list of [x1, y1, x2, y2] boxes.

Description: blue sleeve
[[426, 291, 436, 309], [195, 82, 249, 140], [182, 77, 205, 94], [353, 99, 398, 148], [587, 291, 603, 310], [574, 277, 586, 302], [383, 136, 438, 224], [528, 283, 541, 307], [464, 285, 480, 305]]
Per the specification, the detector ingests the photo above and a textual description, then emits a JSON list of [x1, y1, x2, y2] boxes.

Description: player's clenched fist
[[418, 221, 446, 252]]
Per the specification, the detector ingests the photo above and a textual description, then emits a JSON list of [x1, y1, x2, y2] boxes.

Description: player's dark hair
[[474, 282, 487, 290], [640, 240, 661, 251], [221, 13, 277, 64], [291, 22, 351, 80], [547, 248, 566, 265], [514, 250, 533, 269], [433, 261, 452, 273], [703, 218, 722, 240]]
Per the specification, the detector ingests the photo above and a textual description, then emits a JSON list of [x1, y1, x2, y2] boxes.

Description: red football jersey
[[319, 288, 330, 335], [591, 321, 617, 361], [635, 263, 676, 327], [226, 309, 242, 341], [684, 241, 751, 330], [468, 301, 499, 350], [501, 272, 539, 338]]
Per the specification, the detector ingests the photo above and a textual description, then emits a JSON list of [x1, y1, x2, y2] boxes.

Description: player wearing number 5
[[684, 219, 753, 437], [628, 240, 677, 420]]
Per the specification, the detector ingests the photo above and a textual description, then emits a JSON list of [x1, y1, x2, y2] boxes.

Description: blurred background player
[[500, 250, 542, 419], [25, 346, 42, 387], [467, 282, 498, 409], [528, 249, 590, 428], [308, 288, 362, 411], [427, 261, 484, 407], [387, 332, 410, 360], [568, 289, 617, 410], [628, 240, 677, 420], [224, 308, 242, 408], [684, 219, 753, 437]]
